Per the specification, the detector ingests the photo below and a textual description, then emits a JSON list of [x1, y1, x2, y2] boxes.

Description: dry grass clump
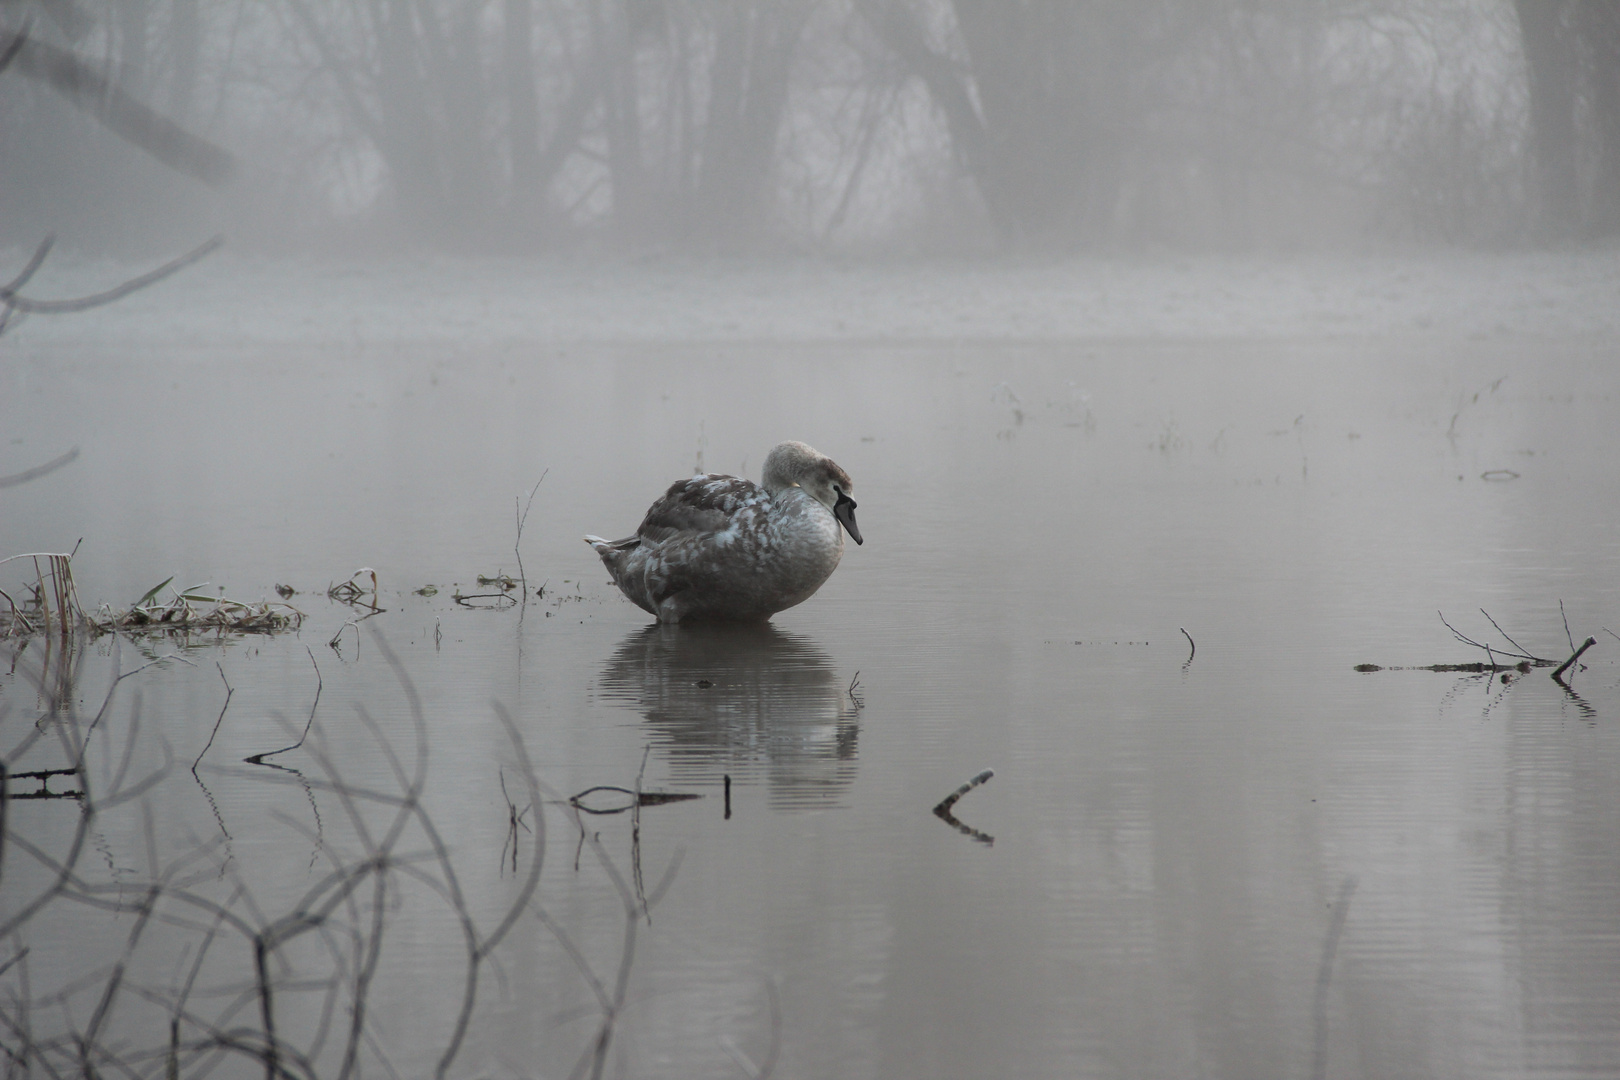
[[0, 550, 83, 638], [2, 557, 303, 639], [93, 590, 304, 635]]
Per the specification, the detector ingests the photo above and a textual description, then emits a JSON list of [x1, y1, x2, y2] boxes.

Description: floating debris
[[1360, 607, 1599, 683], [95, 591, 303, 636], [328, 567, 379, 603], [933, 768, 995, 845], [568, 785, 701, 815], [1355, 661, 1532, 673], [3, 555, 304, 639]]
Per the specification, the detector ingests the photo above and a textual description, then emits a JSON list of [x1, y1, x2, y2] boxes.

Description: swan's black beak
[[834, 492, 863, 545]]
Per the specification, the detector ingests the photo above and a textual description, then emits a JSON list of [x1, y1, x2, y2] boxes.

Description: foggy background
[[6, 5, 1620, 1079], [3, 0, 1619, 258]]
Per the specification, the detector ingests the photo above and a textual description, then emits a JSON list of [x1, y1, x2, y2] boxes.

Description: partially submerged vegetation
[[0, 550, 81, 638], [1356, 606, 1603, 684], [2, 553, 303, 639], [96, 586, 304, 635]]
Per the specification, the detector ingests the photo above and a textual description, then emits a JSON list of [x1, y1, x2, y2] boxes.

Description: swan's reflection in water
[[597, 624, 860, 809]]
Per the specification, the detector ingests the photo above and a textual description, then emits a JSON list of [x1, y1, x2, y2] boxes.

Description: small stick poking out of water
[[935, 769, 994, 815], [933, 769, 995, 845], [1551, 637, 1596, 682], [1180, 627, 1195, 668]]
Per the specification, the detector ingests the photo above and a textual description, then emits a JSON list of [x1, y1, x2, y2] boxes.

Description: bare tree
[[4, 0, 1597, 251], [1514, 1, 1620, 237]]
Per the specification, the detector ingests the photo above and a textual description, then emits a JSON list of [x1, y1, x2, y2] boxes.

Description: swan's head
[[761, 441, 862, 545]]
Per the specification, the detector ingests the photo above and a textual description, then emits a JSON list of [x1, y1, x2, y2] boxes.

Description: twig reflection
[[1311, 875, 1358, 1080], [932, 768, 995, 846]]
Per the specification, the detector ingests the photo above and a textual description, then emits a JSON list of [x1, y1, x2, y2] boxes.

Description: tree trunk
[[504, 0, 541, 217], [592, 0, 647, 234], [1577, 2, 1620, 234], [950, 1, 1095, 246], [117, 0, 150, 99], [1515, 0, 1578, 236], [167, 0, 201, 121], [862, 0, 1007, 237], [376, 2, 444, 229]]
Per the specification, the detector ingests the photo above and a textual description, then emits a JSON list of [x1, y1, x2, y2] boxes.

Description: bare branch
[[3, 237, 223, 316], [0, 447, 79, 491], [6, 36, 235, 185]]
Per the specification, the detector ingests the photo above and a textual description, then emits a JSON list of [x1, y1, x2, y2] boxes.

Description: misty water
[[3, 289, 1619, 1078]]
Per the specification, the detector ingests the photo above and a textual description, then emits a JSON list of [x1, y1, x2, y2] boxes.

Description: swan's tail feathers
[[585, 534, 639, 561]]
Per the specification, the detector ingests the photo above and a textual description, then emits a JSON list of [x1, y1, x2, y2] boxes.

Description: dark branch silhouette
[[2, 30, 235, 186]]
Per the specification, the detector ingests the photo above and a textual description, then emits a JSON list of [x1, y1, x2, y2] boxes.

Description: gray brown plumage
[[586, 441, 862, 623]]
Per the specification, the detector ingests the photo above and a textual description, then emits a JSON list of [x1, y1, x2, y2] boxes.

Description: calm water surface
[[2, 337, 1617, 1079]]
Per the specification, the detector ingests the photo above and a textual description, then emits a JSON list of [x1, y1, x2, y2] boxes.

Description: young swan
[[585, 441, 862, 623]]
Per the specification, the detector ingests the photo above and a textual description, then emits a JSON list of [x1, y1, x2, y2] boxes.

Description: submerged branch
[[1361, 608, 1600, 675], [932, 769, 995, 845], [1551, 637, 1596, 682]]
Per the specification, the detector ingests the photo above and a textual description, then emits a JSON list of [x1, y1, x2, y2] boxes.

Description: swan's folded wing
[[636, 475, 765, 544]]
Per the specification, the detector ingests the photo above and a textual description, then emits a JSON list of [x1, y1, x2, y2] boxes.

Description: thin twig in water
[[1438, 610, 1547, 664], [1180, 627, 1195, 667], [543, 812, 681, 1080], [499, 768, 533, 876], [632, 746, 650, 922], [933, 769, 995, 845], [191, 663, 234, 771], [1479, 608, 1537, 661], [451, 590, 518, 609], [0, 629, 567, 1080], [514, 470, 548, 602], [568, 785, 699, 815], [1551, 637, 1596, 683], [1311, 875, 1357, 1080], [245, 647, 321, 763], [330, 616, 380, 655], [934, 769, 994, 816]]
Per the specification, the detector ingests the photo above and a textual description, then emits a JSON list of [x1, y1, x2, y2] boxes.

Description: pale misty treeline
[[2, 0, 1618, 254]]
